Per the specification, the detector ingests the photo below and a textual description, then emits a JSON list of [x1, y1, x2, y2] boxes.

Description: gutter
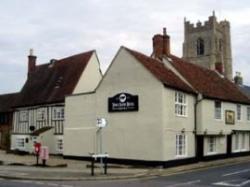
[[194, 93, 203, 158]]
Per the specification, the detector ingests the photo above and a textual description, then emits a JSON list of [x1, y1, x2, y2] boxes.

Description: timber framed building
[[11, 50, 102, 154]]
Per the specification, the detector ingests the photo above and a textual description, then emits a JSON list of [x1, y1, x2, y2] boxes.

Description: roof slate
[[168, 55, 250, 104], [0, 93, 19, 112], [125, 47, 195, 94], [15, 50, 94, 107]]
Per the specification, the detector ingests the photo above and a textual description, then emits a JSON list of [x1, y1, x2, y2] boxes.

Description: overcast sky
[[0, 0, 250, 94]]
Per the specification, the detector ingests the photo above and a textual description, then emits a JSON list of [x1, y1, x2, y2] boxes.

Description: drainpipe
[[194, 93, 203, 160]]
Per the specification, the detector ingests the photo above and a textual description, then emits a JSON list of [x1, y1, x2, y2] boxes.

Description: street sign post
[[91, 117, 108, 176]]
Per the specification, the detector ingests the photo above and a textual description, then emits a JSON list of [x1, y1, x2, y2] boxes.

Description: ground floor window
[[234, 133, 240, 151], [233, 132, 248, 152], [56, 139, 63, 153], [16, 138, 25, 149], [176, 134, 186, 157], [207, 136, 216, 154], [241, 133, 246, 150]]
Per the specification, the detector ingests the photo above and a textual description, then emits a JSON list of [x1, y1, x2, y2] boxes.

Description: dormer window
[[197, 38, 205, 56]]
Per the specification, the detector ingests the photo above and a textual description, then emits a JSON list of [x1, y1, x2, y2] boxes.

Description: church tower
[[183, 12, 233, 80]]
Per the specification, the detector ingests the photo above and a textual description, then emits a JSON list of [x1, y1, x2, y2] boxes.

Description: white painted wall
[[64, 47, 167, 161], [197, 99, 250, 135], [162, 89, 196, 160], [73, 52, 102, 94]]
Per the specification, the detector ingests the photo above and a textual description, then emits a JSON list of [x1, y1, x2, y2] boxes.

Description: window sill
[[175, 155, 187, 159], [214, 118, 223, 121], [207, 152, 217, 155], [232, 150, 240, 153], [241, 149, 247, 152], [175, 114, 188, 118]]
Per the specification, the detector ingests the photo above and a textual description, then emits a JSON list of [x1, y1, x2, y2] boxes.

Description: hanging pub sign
[[225, 110, 235, 125], [108, 93, 139, 112]]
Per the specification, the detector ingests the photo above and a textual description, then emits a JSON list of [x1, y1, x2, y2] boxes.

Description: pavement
[[1, 150, 250, 181]]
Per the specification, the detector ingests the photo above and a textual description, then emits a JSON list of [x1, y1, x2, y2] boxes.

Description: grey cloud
[[0, 0, 250, 94]]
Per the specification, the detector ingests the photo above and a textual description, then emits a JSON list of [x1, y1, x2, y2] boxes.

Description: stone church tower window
[[197, 38, 205, 56]]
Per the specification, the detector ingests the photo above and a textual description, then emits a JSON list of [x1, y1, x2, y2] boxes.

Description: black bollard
[[104, 157, 108, 175], [36, 153, 39, 166], [42, 159, 46, 166], [91, 157, 95, 176]]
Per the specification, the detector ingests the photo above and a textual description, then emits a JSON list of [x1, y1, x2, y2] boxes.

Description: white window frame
[[241, 133, 246, 151], [234, 133, 240, 152], [36, 108, 47, 121], [175, 92, 188, 117], [52, 107, 64, 120], [16, 138, 25, 149], [207, 136, 217, 154], [56, 138, 63, 153], [19, 111, 28, 122], [176, 134, 187, 157], [237, 104, 241, 121], [247, 107, 250, 121], [214, 101, 222, 120]]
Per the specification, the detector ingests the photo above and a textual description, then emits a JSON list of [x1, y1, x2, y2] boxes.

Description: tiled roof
[[168, 55, 250, 104], [31, 126, 53, 136], [15, 50, 94, 107], [239, 85, 250, 99], [0, 93, 19, 112], [124, 47, 195, 94]]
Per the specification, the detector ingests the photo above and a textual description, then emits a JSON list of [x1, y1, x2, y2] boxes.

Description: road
[[1, 161, 250, 187]]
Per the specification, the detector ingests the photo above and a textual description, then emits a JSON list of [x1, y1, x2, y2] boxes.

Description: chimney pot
[[28, 49, 37, 74], [152, 28, 170, 59], [163, 27, 167, 35], [234, 71, 243, 85]]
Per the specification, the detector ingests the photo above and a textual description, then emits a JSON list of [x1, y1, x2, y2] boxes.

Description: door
[[227, 135, 232, 156], [196, 135, 204, 160]]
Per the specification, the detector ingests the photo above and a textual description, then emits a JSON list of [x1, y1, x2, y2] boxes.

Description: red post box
[[34, 142, 41, 154]]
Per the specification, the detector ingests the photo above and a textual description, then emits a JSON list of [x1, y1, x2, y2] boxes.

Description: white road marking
[[18, 180, 33, 183], [0, 171, 28, 176], [34, 181, 45, 185], [169, 180, 201, 186], [223, 169, 250, 177], [61, 185, 74, 187], [213, 180, 250, 186], [47, 183, 59, 186]]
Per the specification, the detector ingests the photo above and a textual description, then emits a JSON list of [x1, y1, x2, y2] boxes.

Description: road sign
[[97, 118, 107, 128]]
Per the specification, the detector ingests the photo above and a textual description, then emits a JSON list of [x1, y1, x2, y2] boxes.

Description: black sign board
[[108, 93, 139, 112]]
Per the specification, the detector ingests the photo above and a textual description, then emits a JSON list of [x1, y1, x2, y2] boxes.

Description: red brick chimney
[[28, 49, 36, 74], [152, 28, 170, 59], [215, 62, 224, 75]]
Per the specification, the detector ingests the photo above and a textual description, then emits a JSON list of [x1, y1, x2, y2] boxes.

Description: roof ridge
[[123, 46, 195, 94], [169, 54, 224, 76], [34, 50, 95, 68], [123, 46, 162, 64], [58, 50, 95, 62]]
